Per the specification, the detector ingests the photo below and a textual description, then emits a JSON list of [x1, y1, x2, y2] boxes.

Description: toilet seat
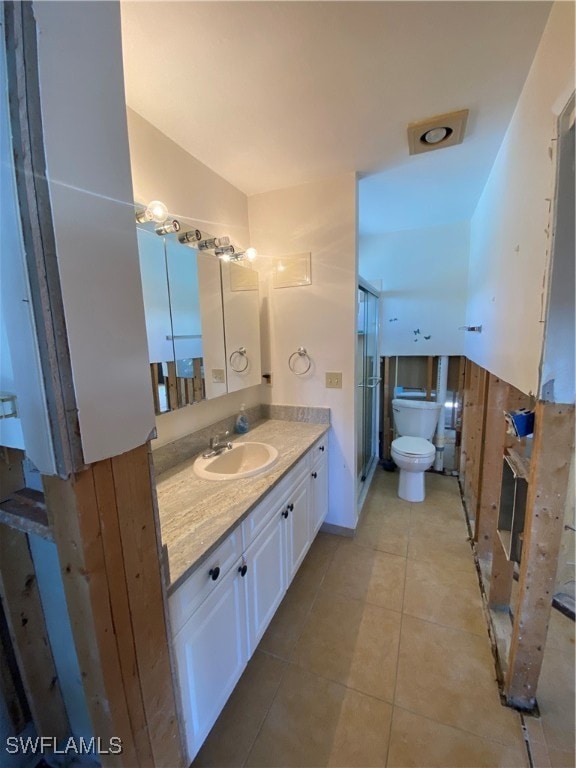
[[392, 436, 435, 458]]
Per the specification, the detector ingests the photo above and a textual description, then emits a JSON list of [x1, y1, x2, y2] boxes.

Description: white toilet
[[391, 399, 441, 502]]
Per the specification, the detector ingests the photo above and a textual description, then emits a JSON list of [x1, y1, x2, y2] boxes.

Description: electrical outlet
[[212, 368, 225, 384], [325, 372, 342, 389]]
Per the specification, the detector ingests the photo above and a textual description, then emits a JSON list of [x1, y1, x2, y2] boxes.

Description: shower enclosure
[[356, 280, 380, 511]]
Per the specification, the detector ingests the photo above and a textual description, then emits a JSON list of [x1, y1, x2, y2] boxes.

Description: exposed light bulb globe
[[148, 200, 169, 223], [245, 247, 257, 261], [220, 253, 231, 262], [423, 127, 448, 144]]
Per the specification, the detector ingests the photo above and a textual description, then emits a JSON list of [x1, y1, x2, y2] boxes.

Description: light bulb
[[422, 127, 451, 145], [148, 200, 169, 223], [179, 229, 202, 244], [245, 247, 257, 261], [155, 220, 180, 236]]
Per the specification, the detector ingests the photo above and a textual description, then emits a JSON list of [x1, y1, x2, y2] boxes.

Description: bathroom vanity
[[155, 420, 329, 762]]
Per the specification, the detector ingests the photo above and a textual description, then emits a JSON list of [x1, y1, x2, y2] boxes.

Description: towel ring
[[229, 347, 249, 373], [288, 347, 312, 375]]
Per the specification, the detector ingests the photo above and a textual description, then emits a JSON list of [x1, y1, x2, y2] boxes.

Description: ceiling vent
[[407, 109, 469, 155]]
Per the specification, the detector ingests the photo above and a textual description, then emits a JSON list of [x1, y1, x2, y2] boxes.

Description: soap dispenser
[[235, 403, 249, 434]]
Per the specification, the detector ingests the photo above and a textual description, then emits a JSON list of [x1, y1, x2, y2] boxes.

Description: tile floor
[[194, 470, 575, 768]]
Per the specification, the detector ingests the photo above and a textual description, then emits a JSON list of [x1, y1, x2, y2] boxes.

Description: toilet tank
[[392, 399, 441, 440]]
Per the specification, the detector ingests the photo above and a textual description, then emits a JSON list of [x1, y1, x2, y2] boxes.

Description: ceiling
[[120, 1, 552, 235]]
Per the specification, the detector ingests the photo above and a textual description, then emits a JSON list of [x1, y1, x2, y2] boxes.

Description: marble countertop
[[155, 419, 329, 593]]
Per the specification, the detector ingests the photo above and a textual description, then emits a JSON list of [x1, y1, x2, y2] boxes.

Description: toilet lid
[[392, 436, 435, 457]]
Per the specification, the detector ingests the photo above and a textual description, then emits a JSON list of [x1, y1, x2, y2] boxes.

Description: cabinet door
[[173, 561, 248, 763], [283, 477, 310, 586], [310, 446, 329, 539], [245, 512, 285, 655]]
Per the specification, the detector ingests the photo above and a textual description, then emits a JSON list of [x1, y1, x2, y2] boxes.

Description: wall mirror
[[136, 215, 261, 414]]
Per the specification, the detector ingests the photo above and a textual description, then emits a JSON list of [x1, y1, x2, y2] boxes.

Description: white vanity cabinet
[[172, 556, 248, 759], [309, 437, 329, 539], [169, 437, 329, 762]]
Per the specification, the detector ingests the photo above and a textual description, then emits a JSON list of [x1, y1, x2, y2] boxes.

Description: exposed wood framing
[[150, 364, 161, 415], [0, 594, 30, 734], [488, 536, 515, 609], [454, 356, 466, 474], [460, 360, 488, 523], [0, 448, 25, 500], [0, 527, 69, 737], [43, 444, 184, 767], [166, 361, 178, 411], [476, 374, 509, 557], [505, 402, 575, 708]]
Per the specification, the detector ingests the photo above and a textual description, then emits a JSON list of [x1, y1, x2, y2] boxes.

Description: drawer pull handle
[[311, 471, 318, 479], [319, 445, 325, 452], [288, 503, 294, 512], [209, 566, 220, 581], [281, 509, 289, 519], [238, 564, 248, 577]]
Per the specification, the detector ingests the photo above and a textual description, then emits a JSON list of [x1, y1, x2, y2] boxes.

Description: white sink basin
[[193, 442, 279, 481]]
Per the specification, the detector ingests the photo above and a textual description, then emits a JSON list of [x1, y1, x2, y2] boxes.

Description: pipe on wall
[[434, 355, 449, 471]]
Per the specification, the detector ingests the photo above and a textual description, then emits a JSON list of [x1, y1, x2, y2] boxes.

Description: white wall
[[466, 1, 575, 395], [248, 175, 358, 530], [359, 221, 469, 357], [126, 109, 266, 447], [34, 1, 155, 465]]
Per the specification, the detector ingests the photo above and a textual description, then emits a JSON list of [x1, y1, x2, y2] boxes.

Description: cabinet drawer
[[169, 527, 243, 635], [241, 455, 308, 547], [311, 436, 328, 467]]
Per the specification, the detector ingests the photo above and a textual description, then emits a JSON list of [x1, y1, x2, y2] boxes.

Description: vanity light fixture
[[198, 236, 230, 251], [135, 199, 169, 224], [179, 229, 202, 244], [155, 219, 181, 236], [215, 245, 236, 259], [219, 247, 258, 263]]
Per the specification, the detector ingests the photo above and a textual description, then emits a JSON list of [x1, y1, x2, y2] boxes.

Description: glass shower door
[[357, 284, 380, 500]]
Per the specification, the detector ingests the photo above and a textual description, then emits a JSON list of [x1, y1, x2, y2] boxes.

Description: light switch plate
[[325, 372, 342, 389], [212, 369, 225, 384]]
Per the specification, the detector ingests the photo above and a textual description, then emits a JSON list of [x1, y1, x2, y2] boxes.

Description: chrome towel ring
[[288, 347, 312, 375], [229, 347, 249, 373]]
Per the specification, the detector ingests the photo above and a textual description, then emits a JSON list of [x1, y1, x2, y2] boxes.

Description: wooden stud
[[0, 594, 29, 733], [184, 377, 193, 406], [166, 361, 178, 411], [92, 461, 155, 764], [0, 527, 69, 738], [193, 358, 203, 402], [150, 363, 161, 415], [489, 534, 515, 609], [454, 355, 466, 474], [425, 356, 433, 401], [505, 402, 575, 708], [111, 445, 183, 768], [43, 472, 138, 767], [476, 374, 509, 556]]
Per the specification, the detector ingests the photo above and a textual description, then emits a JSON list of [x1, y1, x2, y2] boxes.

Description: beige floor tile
[[292, 590, 401, 702], [322, 540, 406, 611], [425, 474, 462, 496], [387, 706, 528, 768], [410, 502, 469, 533], [193, 650, 286, 767], [245, 664, 393, 768], [354, 516, 410, 557], [407, 530, 476, 574], [547, 747, 576, 768], [293, 531, 340, 590], [537, 639, 575, 754], [258, 576, 318, 660], [395, 614, 524, 747], [403, 558, 487, 635]]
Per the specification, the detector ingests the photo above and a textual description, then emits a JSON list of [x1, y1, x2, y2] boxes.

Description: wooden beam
[[44, 445, 185, 766], [0, 598, 29, 734], [425, 356, 433, 401], [476, 374, 508, 556], [166, 362, 178, 411], [454, 355, 466, 474], [0, 447, 25, 501], [460, 361, 488, 522], [111, 445, 183, 767], [505, 402, 575, 708], [0, 527, 68, 737], [150, 364, 161, 415], [488, 535, 515, 609]]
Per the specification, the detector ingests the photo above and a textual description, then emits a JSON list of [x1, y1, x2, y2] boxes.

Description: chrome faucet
[[202, 431, 233, 458]]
